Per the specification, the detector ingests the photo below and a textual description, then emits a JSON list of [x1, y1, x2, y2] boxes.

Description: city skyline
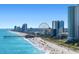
[[0, 4, 74, 28], [0, 4, 79, 54]]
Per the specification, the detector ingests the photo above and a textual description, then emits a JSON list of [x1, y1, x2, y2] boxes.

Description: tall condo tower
[[68, 5, 79, 42]]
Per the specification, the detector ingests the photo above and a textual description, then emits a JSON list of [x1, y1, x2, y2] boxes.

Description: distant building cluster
[[13, 23, 52, 36], [13, 20, 66, 38], [14, 24, 27, 32]]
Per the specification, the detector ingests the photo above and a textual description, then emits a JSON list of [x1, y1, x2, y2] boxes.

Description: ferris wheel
[[39, 23, 51, 34], [39, 23, 50, 29]]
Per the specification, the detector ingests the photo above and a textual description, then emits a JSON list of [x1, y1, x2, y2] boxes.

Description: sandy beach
[[10, 31, 78, 54]]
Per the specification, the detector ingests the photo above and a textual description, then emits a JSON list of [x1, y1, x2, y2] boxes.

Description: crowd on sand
[[28, 37, 77, 54], [10, 31, 77, 54]]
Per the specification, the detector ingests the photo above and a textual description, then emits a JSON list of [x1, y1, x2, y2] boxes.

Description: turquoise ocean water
[[0, 29, 44, 54]]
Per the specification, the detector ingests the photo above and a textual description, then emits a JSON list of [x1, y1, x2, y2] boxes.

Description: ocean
[[0, 29, 44, 54]]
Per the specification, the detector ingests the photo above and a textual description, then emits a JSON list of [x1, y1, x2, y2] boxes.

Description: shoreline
[[9, 30, 78, 54], [9, 31, 46, 54]]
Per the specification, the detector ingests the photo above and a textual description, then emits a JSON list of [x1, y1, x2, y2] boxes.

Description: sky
[[0, 4, 73, 28]]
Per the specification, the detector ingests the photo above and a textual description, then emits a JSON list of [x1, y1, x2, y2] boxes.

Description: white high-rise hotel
[[68, 5, 79, 41]]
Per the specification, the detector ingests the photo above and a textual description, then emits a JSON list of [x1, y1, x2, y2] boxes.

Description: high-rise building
[[68, 6, 79, 42], [52, 20, 64, 37], [22, 24, 27, 32], [17, 26, 21, 32], [14, 26, 21, 32], [52, 21, 59, 30], [14, 26, 17, 31], [59, 21, 64, 33], [52, 21, 59, 36]]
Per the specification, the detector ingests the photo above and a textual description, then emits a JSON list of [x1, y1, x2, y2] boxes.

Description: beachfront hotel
[[52, 20, 64, 37], [14, 26, 17, 31], [22, 24, 27, 32], [68, 5, 79, 42]]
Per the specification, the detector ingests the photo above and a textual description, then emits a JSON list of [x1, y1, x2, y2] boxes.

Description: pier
[[1, 35, 35, 38]]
